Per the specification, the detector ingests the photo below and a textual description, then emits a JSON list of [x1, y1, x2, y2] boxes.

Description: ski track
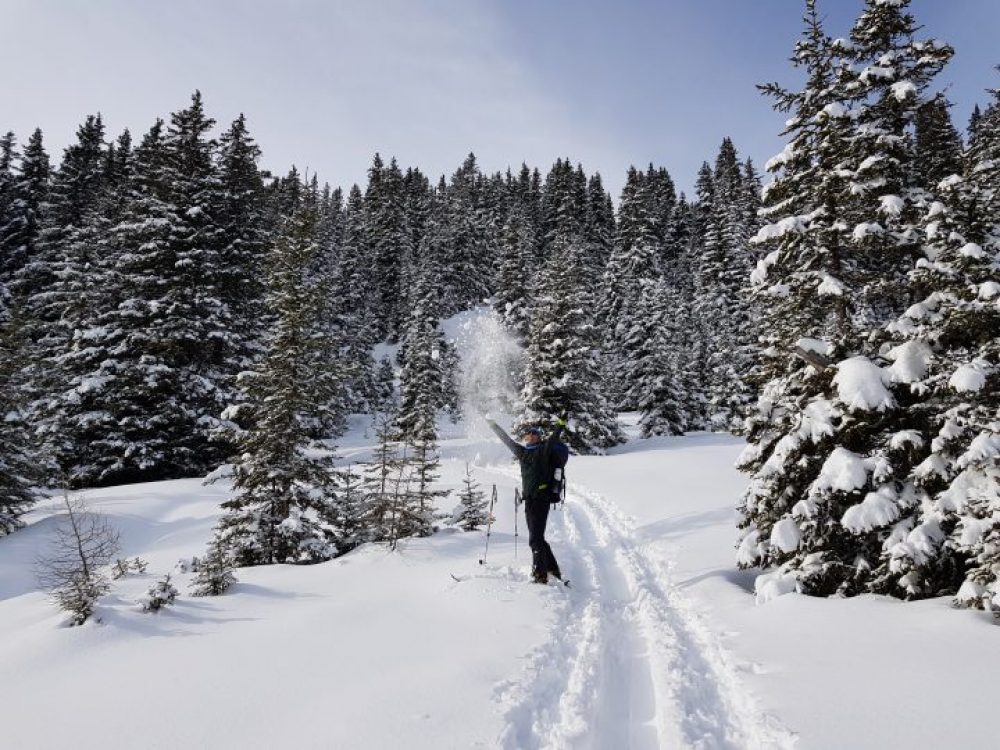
[[490, 466, 796, 750]]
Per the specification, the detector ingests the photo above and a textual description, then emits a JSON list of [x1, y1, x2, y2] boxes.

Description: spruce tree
[[494, 202, 535, 339], [520, 233, 623, 453], [915, 95, 964, 192], [372, 356, 397, 413], [738, 0, 873, 588], [454, 463, 490, 531], [738, 0, 957, 598], [365, 154, 410, 340], [966, 82, 1000, 239], [330, 464, 369, 553], [189, 542, 237, 596], [361, 411, 405, 543], [403, 437, 447, 538], [160, 92, 236, 462], [19, 115, 110, 479], [601, 166, 661, 410], [66, 119, 199, 485], [333, 185, 378, 411], [397, 219, 450, 442], [868, 172, 1000, 600], [666, 196, 709, 428], [1, 128, 49, 288], [585, 172, 615, 270], [0, 132, 16, 293], [629, 277, 687, 437], [215, 114, 269, 376], [213, 201, 341, 567], [439, 153, 494, 315], [0, 302, 37, 533], [844, 0, 953, 328], [695, 138, 758, 431]]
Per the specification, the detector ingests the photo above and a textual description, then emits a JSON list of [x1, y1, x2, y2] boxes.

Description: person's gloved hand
[[556, 415, 568, 427]]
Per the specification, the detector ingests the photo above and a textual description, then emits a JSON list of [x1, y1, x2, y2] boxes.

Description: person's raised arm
[[486, 419, 523, 458]]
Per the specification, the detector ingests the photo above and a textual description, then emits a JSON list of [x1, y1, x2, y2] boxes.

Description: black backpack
[[549, 441, 569, 504]]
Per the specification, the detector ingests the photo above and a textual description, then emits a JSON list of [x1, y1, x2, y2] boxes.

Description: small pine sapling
[[174, 556, 202, 574], [453, 463, 490, 531], [111, 556, 149, 580], [189, 544, 237, 597], [138, 574, 178, 612]]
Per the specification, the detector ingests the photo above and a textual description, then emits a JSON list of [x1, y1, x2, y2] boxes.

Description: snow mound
[[841, 485, 900, 532], [770, 518, 801, 553], [834, 356, 895, 411], [949, 360, 989, 393], [812, 447, 869, 495], [754, 570, 797, 604], [887, 340, 932, 384]]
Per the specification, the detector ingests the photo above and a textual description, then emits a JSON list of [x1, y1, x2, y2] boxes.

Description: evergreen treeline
[[738, 0, 1000, 610], [0, 90, 758, 532]]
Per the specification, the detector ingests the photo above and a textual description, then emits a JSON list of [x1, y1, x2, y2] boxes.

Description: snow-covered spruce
[[494, 202, 536, 340], [189, 544, 237, 597], [452, 463, 491, 532], [600, 165, 668, 411], [396, 215, 456, 442], [328, 464, 369, 554], [629, 276, 687, 437], [694, 139, 761, 433], [111, 557, 148, 580], [138, 574, 178, 613], [0, 303, 38, 533], [520, 230, 623, 453], [212, 198, 342, 567], [738, 0, 956, 598], [880, 166, 1000, 603]]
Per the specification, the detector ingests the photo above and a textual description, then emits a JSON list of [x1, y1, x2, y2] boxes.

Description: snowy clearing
[[2, 417, 997, 749]]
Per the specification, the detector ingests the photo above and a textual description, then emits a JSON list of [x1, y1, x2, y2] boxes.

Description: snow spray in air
[[442, 307, 524, 443]]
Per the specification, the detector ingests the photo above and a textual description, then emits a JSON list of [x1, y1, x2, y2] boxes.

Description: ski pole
[[480, 484, 497, 565], [514, 488, 520, 562]]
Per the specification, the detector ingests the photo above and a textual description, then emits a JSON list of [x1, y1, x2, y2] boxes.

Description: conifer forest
[[1, 1, 999, 748]]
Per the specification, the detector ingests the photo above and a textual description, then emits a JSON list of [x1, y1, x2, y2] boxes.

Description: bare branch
[[35, 491, 121, 625], [793, 346, 832, 372]]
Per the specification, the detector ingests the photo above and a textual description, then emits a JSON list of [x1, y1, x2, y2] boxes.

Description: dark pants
[[525, 494, 560, 579]]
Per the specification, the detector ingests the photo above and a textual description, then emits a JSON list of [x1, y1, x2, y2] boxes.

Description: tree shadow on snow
[[605, 431, 744, 456], [228, 582, 319, 600], [95, 596, 260, 638], [636, 507, 736, 543], [678, 567, 756, 594]]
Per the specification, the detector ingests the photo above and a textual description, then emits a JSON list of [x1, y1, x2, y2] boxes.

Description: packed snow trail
[[490, 466, 795, 750]]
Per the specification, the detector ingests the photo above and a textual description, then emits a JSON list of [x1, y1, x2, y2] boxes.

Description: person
[[486, 417, 566, 584]]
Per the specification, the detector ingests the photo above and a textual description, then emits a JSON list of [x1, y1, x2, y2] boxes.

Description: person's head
[[521, 426, 543, 446]]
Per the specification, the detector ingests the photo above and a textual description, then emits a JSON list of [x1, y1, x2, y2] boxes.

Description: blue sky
[[2, 0, 997, 198]]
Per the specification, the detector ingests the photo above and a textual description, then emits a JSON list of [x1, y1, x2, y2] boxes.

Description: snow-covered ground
[[2, 415, 998, 749]]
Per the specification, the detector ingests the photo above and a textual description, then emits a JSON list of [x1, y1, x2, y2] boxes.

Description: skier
[[485, 417, 567, 584]]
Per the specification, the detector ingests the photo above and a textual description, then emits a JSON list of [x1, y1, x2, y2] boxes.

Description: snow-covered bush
[[138, 575, 178, 612], [189, 546, 237, 597], [112, 557, 149, 579]]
